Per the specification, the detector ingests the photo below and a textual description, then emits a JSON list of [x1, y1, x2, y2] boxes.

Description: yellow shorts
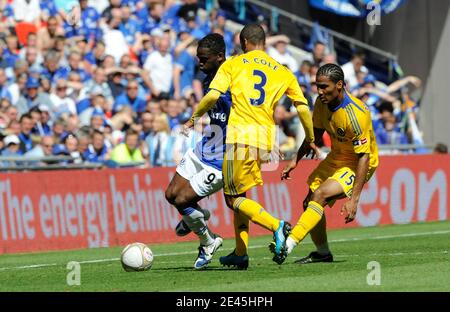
[[223, 144, 268, 195], [308, 158, 376, 205]]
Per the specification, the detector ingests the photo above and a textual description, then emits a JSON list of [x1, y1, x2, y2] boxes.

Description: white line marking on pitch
[[1, 229, 449, 271], [261, 250, 449, 260]]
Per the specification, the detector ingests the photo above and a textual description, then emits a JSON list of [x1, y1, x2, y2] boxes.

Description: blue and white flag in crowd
[[309, 0, 405, 17], [309, 0, 362, 17], [407, 109, 429, 154]]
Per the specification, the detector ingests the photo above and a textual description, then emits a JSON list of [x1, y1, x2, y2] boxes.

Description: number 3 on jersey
[[250, 70, 267, 106]]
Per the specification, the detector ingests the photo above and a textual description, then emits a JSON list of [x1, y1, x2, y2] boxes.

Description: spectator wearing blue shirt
[[0, 48, 10, 70], [113, 79, 146, 114], [3, 35, 20, 69], [83, 129, 111, 163], [375, 108, 408, 145], [16, 77, 54, 115], [119, 5, 142, 45], [79, 0, 101, 30], [1, 3, 14, 24], [40, 50, 65, 84], [32, 105, 52, 136], [59, 51, 92, 82], [137, 34, 153, 67], [0, 69, 13, 102], [29, 106, 45, 137], [173, 42, 196, 100], [165, 99, 182, 130], [122, 0, 140, 13], [163, 1, 182, 31], [200, 9, 219, 34], [138, 1, 165, 34], [178, 10, 206, 41], [64, 0, 101, 43], [139, 111, 154, 141], [40, 0, 58, 18], [296, 75, 313, 109], [18, 113, 35, 154], [84, 41, 106, 67], [107, 68, 125, 98], [52, 143, 69, 157]]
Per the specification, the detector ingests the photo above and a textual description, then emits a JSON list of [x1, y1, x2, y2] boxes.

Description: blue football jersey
[[193, 73, 231, 171]]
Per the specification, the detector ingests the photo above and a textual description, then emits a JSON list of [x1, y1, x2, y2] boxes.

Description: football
[[121, 242, 154, 272]]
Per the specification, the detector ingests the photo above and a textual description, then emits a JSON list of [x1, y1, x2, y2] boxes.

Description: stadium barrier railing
[[0, 156, 146, 171]]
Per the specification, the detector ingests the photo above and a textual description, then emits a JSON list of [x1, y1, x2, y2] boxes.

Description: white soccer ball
[[121, 242, 153, 272]]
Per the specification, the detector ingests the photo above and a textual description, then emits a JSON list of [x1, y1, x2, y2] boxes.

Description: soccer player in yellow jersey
[[276, 63, 379, 264], [183, 24, 319, 268]]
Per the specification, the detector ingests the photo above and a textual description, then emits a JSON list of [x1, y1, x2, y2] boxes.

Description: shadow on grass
[[289, 259, 346, 265], [151, 266, 250, 272]]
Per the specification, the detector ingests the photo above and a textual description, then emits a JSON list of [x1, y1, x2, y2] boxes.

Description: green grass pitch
[[0, 221, 449, 292]]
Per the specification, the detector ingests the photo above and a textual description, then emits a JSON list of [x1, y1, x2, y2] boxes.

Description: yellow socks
[[290, 201, 324, 243], [233, 198, 279, 232], [233, 211, 249, 256]]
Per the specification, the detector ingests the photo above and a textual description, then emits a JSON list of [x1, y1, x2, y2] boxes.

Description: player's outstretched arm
[[340, 153, 370, 223], [294, 103, 315, 144], [182, 89, 222, 135]]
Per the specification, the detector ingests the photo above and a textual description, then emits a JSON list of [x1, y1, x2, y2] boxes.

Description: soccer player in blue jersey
[[165, 34, 231, 270]]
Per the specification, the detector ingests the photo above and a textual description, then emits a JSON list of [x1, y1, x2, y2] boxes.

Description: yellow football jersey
[[209, 50, 307, 150], [313, 91, 379, 169]]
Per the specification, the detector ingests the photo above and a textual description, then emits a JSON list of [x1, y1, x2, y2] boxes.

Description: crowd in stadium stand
[[0, 0, 424, 169]]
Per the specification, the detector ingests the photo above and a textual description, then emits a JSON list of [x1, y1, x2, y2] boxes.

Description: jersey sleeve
[[351, 111, 371, 154], [209, 58, 233, 94], [285, 72, 308, 105], [312, 99, 324, 129]]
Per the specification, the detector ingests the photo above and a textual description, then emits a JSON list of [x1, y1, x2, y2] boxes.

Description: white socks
[[286, 237, 331, 256], [182, 208, 214, 246], [286, 236, 297, 255]]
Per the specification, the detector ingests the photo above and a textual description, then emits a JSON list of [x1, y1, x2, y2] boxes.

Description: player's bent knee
[[311, 189, 327, 206], [173, 194, 191, 208], [165, 187, 177, 205]]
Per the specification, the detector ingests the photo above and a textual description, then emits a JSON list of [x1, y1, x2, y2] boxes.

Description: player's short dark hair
[[198, 33, 225, 55], [317, 63, 345, 84], [240, 23, 266, 46]]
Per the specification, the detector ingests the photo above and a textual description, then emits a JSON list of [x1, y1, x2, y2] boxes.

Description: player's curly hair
[[198, 33, 225, 55], [317, 63, 345, 84]]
